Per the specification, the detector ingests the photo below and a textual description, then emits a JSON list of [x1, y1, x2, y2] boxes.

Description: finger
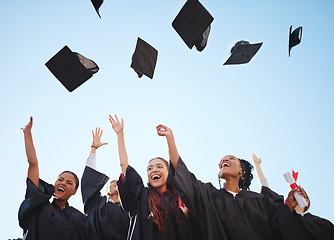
[[102, 142, 108, 146], [98, 127, 101, 135], [109, 115, 116, 123], [115, 115, 119, 123], [121, 118, 124, 125], [92, 130, 94, 137], [100, 129, 103, 137]]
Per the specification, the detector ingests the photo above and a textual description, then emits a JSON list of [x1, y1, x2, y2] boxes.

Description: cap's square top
[[224, 41, 263, 65], [45, 45, 99, 92], [131, 38, 158, 79], [172, 0, 214, 51]]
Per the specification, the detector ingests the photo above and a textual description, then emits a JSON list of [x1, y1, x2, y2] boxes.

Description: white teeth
[[152, 174, 160, 180], [222, 163, 230, 167], [58, 187, 65, 192]]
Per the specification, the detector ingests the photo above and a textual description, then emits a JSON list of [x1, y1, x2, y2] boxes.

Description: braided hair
[[238, 159, 254, 190]]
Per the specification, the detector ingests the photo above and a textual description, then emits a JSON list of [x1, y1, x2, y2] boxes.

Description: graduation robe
[[18, 178, 99, 240], [167, 157, 311, 240], [117, 165, 190, 240], [81, 166, 129, 240], [261, 186, 334, 240]]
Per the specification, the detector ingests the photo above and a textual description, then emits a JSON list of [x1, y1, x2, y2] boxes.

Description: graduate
[[156, 123, 312, 240], [81, 127, 129, 240], [109, 115, 190, 240], [250, 153, 334, 240], [18, 117, 99, 240]]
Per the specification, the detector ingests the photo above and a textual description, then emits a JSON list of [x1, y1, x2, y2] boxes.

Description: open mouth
[[57, 186, 65, 192], [151, 174, 161, 181], [222, 162, 230, 168]]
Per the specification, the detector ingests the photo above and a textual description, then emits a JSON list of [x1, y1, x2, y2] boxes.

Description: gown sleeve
[[167, 157, 213, 220], [117, 165, 145, 216], [18, 178, 54, 230], [81, 166, 109, 213], [260, 186, 285, 207]]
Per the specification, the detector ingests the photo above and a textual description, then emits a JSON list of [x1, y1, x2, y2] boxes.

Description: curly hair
[[238, 159, 254, 190]]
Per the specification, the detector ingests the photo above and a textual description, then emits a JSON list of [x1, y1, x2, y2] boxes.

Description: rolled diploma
[[283, 172, 308, 209]]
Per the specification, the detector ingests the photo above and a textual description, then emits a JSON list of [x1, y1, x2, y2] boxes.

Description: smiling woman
[[18, 117, 99, 240], [109, 115, 190, 240]]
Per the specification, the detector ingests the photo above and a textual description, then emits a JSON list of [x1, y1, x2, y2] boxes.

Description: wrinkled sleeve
[[168, 157, 212, 219], [18, 178, 54, 229], [265, 196, 312, 240], [117, 165, 144, 216], [261, 186, 285, 207], [81, 166, 109, 213]]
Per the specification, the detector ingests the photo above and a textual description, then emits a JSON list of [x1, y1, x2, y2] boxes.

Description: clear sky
[[1, 0, 334, 238]]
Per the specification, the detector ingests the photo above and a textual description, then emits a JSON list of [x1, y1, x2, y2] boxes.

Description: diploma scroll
[[283, 171, 308, 209]]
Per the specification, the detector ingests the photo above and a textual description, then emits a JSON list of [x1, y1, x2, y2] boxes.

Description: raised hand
[[109, 115, 124, 134], [156, 124, 173, 137], [249, 153, 261, 165], [91, 127, 108, 149], [21, 116, 33, 133]]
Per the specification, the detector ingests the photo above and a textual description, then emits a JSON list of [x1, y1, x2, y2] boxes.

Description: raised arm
[[109, 115, 128, 174], [86, 127, 108, 168], [249, 153, 266, 181], [21, 117, 39, 187], [156, 124, 179, 170]]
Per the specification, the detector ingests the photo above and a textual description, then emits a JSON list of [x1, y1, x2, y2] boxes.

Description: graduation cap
[[91, 0, 103, 18], [289, 26, 303, 56], [172, 0, 214, 51], [223, 40, 263, 65], [130, 37, 158, 79], [45, 45, 99, 92]]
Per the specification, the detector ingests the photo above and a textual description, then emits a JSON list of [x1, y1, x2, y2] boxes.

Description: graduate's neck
[[223, 178, 240, 193], [155, 184, 168, 195], [53, 198, 68, 209], [108, 193, 120, 203]]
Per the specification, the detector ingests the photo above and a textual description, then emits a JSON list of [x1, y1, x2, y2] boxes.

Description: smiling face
[[147, 158, 169, 193], [218, 155, 243, 180], [53, 172, 77, 201]]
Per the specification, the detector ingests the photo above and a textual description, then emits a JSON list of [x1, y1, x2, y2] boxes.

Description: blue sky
[[1, 0, 334, 238]]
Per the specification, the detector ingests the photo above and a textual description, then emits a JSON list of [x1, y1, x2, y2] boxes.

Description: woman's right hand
[[21, 116, 33, 134], [92, 127, 108, 148], [109, 115, 124, 134], [249, 153, 261, 165]]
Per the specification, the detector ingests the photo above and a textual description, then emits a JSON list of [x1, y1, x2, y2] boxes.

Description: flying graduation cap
[[172, 0, 214, 52], [91, 0, 103, 18], [289, 26, 303, 56], [223, 40, 263, 65], [130, 37, 158, 79], [45, 45, 99, 92]]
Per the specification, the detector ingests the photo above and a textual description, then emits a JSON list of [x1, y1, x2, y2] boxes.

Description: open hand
[[249, 153, 261, 165], [92, 127, 108, 148], [109, 115, 124, 134]]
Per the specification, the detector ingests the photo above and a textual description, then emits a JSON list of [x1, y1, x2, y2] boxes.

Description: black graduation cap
[[289, 26, 303, 56], [223, 41, 263, 65], [45, 45, 99, 92], [91, 0, 103, 18], [130, 37, 158, 79], [172, 0, 214, 52]]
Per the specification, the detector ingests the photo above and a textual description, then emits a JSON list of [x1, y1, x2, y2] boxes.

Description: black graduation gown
[[117, 165, 190, 240], [261, 186, 334, 240], [167, 157, 311, 240], [81, 166, 129, 240], [18, 178, 99, 240]]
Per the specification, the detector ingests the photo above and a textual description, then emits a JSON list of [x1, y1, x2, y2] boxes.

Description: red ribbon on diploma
[[289, 170, 299, 189], [284, 170, 299, 204]]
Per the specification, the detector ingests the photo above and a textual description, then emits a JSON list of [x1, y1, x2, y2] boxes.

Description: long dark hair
[[238, 159, 253, 190], [147, 157, 180, 232]]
